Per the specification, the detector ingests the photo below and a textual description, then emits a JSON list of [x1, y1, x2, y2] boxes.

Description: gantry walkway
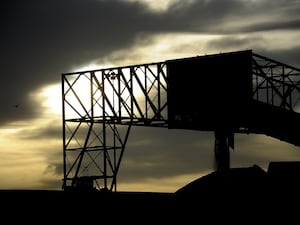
[[61, 50, 300, 191]]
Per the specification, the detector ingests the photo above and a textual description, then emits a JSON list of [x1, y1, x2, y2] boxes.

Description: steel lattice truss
[[62, 62, 168, 191], [252, 53, 300, 111], [61, 50, 300, 191]]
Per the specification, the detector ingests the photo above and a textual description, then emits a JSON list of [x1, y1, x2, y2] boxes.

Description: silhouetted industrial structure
[[61, 50, 300, 191]]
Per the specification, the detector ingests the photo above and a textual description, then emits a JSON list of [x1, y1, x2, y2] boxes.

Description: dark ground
[[1, 163, 300, 223]]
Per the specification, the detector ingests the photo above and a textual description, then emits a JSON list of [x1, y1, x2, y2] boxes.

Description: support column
[[214, 129, 234, 171]]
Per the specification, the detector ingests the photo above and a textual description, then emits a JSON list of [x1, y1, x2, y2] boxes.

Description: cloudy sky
[[1, 0, 300, 192]]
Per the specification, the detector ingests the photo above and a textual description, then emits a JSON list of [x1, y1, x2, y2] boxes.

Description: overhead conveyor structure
[[61, 50, 300, 191]]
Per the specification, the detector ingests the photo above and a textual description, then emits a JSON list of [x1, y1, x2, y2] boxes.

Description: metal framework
[[61, 50, 300, 191], [252, 53, 300, 111], [61, 63, 168, 191]]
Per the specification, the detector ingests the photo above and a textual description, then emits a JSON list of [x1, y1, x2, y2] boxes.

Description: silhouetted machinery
[[61, 50, 300, 191]]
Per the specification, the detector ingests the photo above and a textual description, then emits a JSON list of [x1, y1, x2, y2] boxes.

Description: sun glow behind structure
[[63, 63, 168, 123], [61, 60, 169, 191], [37, 84, 62, 116]]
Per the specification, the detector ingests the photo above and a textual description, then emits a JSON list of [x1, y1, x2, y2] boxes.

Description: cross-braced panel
[[252, 53, 300, 112], [62, 62, 168, 191]]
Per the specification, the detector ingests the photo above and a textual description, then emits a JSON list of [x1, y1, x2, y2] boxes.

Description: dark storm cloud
[[1, 0, 153, 125], [241, 19, 300, 33], [1, 0, 300, 127]]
